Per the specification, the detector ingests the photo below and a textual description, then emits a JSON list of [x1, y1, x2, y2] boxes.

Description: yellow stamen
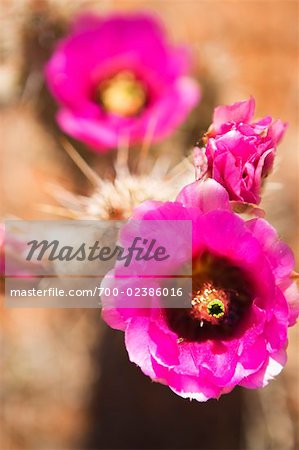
[[98, 71, 146, 117]]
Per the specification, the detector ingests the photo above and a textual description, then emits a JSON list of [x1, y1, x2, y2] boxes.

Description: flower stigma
[[207, 299, 225, 318]]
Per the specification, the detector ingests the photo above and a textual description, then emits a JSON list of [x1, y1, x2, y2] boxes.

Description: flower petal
[[213, 97, 255, 132], [245, 218, 295, 281], [176, 179, 231, 212]]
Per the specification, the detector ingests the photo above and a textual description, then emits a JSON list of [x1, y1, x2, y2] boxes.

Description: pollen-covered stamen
[[191, 282, 229, 325], [98, 71, 147, 117]]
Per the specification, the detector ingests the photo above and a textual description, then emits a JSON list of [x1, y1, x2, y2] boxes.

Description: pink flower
[[45, 13, 200, 152], [102, 179, 298, 401], [197, 97, 287, 204]]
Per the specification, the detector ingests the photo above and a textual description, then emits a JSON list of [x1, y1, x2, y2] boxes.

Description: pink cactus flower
[[102, 179, 298, 401], [196, 97, 287, 204], [45, 13, 200, 152]]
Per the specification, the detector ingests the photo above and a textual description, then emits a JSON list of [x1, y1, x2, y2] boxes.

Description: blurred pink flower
[[197, 97, 287, 204], [45, 13, 200, 152], [102, 179, 298, 401]]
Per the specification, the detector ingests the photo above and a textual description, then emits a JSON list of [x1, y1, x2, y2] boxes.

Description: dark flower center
[[164, 252, 253, 342], [97, 71, 147, 117]]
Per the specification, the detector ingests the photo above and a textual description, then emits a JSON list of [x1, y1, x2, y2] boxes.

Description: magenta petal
[[263, 349, 287, 384], [240, 335, 267, 371], [101, 307, 127, 331], [212, 151, 243, 200], [245, 218, 295, 281], [57, 109, 119, 151], [240, 349, 287, 389], [279, 280, 299, 326], [101, 274, 153, 330], [251, 116, 272, 133], [151, 358, 223, 401], [176, 179, 231, 212], [148, 320, 180, 367], [125, 317, 158, 380], [237, 305, 267, 372], [188, 341, 239, 385], [268, 119, 288, 145], [140, 77, 200, 142], [213, 97, 255, 132], [200, 210, 258, 262]]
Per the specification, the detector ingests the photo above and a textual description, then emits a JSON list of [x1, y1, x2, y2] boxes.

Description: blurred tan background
[[1, 1, 298, 449]]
